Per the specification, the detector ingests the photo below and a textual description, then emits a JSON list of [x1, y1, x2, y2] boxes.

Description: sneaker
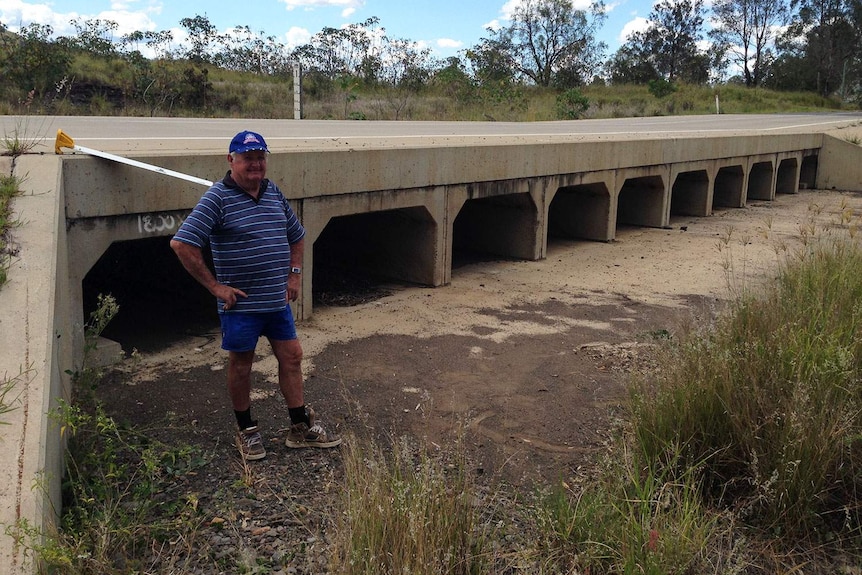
[[285, 407, 342, 449], [236, 425, 266, 460]]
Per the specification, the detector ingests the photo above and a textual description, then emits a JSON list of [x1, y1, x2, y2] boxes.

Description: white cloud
[[285, 25, 312, 48], [501, 0, 522, 20], [483, 18, 502, 31], [618, 16, 649, 43], [1, 0, 159, 38], [1, 0, 78, 35], [94, 10, 158, 36], [279, 0, 364, 11], [603, 0, 623, 14], [437, 38, 462, 49]]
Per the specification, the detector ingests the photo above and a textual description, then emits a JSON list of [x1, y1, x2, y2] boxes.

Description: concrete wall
[[818, 134, 862, 191], [0, 154, 73, 574]]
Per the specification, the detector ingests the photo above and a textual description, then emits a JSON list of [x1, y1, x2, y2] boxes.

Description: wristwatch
[[290, 266, 302, 274]]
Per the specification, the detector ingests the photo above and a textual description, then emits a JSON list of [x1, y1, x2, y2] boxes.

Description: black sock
[[235, 408, 255, 430], [288, 406, 310, 426]]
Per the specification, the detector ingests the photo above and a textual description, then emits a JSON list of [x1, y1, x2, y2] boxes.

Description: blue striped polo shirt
[[173, 172, 306, 313]]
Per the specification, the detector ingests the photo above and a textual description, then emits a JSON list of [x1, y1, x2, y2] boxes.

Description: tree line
[[1, 0, 860, 117]]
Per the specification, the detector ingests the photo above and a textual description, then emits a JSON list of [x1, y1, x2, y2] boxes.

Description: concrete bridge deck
[[2, 113, 862, 573]]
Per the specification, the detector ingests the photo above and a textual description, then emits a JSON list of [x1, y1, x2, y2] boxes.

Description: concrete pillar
[[0, 155, 73, 575]]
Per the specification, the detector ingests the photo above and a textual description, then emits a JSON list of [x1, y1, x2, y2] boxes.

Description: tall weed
[[330, 433, 486, 575], [0, 174, 23, 288], [630, 205, 862, 547], [535, 441, 717, 574]]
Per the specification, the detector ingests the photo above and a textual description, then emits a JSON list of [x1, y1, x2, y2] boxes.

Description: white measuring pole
[[54, 130, 213, 187]]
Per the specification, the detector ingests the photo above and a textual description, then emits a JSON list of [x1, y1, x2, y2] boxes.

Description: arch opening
[[800, 154, 818, 189], [548, 182, 611, 242], [82, 236, 217, 354], [313, 206, 436, 306], [452, 192, 538, 267], [776, 158, 799, 195], [671, 170, 709, 218], [713, 165, 744, 209], [747, 161, 774, 201], [617, 175, 665, 228]]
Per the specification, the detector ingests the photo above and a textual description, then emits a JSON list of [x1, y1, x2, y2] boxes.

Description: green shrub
[[555, 88, 590, 119]]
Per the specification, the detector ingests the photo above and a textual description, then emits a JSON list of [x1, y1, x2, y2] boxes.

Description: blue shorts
[[219, 308, 297, 352]]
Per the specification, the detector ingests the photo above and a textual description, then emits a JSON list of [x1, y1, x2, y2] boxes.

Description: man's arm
[[286, 237, 304, 302], [170, 239, 246, 310]]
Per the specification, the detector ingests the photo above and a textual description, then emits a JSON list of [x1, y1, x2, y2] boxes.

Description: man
[[170, 130, 341, 461]]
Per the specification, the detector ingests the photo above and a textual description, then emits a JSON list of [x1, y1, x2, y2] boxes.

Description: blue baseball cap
[[229, 131, 269, 154]]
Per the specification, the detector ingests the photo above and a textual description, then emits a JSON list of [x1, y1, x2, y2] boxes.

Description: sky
[[0, 0, 655, 61]]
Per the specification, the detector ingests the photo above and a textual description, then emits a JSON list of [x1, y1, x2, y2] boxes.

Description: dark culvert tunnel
[[82, 236, 219, 354]]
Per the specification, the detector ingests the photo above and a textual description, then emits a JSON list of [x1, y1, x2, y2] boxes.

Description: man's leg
[[271, 337, 342, 448], [270, 338, 304, 409], [227, 349, 266, 460], [227, 350, 256, 411]]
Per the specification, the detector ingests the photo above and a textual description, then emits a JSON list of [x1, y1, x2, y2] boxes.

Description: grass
[[535, 442, 718, 574], [7, 295, 211, 575], [330, 432, 487, 575], [1, 92, 49, 155], [0, 173, 23, 289], [623, 203, 862, 563], [0, 367, 26, 424]]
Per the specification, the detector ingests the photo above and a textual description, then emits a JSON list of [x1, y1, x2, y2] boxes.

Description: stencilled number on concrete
[[138, 213, 185, 234]]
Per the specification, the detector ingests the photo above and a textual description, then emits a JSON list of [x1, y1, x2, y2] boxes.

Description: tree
[[0, 22, 71, 99], [215, 26, 291, 75], [772, 0, 859, 96], [375, 37, 433, 119], [291, 17, 383, 83], [67, 18, 119, 59], [430, 55, 476, 101], [606, 35, 662, 83], [466, 37, 517, 85], [119, 30, 183, 116], [710, 0, 789, 87], [645, 0, 709, 82], [609, 0, 709, 84], [180, 14, 222, 64], [121, 30, 175, 60], [474, 0, 607, 87]]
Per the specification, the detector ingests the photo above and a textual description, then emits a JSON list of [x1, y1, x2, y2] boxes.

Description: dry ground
[[95, 186, 862, 574]]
